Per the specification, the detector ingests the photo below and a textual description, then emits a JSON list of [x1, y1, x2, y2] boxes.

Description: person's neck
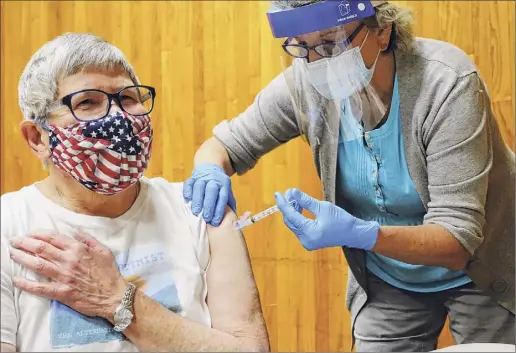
[[371, 51, 396, 106], [38, 168, 141, 218]]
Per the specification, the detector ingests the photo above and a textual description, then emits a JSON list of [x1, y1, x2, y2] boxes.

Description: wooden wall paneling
[[1, 1, 513, 351]]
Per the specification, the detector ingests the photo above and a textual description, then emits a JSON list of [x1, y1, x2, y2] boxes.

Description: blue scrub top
[[336, 74, 471, 292]]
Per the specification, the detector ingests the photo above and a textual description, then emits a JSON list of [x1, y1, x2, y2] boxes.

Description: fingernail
[[9, 238, 19, 247]]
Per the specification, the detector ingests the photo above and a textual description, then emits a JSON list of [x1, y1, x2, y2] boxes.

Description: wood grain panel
[[1, 1, 513, 351]]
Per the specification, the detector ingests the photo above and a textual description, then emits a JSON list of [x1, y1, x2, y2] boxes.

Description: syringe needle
[[233, 200, 296, 230]]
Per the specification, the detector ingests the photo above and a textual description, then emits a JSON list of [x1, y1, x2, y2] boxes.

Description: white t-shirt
[[0, 177, 211, 352]]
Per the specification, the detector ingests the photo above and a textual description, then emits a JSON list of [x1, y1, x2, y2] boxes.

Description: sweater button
[[491, 280, 507, 293], [467, 260, 482, 272]]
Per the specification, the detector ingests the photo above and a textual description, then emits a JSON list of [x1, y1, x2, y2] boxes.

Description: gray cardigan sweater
[[213, 38, 515, 322]]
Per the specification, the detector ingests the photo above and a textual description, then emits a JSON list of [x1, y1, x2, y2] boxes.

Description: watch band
[[113, 282, 137, 332], [121, 282, 137, 308]]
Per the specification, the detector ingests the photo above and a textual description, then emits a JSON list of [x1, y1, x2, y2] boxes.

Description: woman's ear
[[377, 23, 393, 52], [20, 120, 51, 161]]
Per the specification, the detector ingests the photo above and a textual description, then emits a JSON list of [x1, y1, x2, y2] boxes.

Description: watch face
[[115, 308, 134, 326]]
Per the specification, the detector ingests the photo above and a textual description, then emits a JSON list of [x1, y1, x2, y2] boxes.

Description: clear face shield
[[267, 0, 387, 142]]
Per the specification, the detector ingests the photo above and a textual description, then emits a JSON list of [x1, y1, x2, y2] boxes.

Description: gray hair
[[18, 32, 139, 121], [270, 0, 323, 9], [270, 0, 415, 53]]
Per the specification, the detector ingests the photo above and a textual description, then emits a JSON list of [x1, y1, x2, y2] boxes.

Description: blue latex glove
[[183, 163, 237, 226], [274, 188, 379, 251]]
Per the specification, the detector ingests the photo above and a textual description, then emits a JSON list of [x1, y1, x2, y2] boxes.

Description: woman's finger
[[191, 180, 207, 216], [9, 248, 61, 279], [285, 188, 303, 213], [29, 233, 74, 250], [9, 237, 63, 264], [274, 192, 310, 229], [183, 176, 195, 202], [202, 180, 221, 223], [211, 186, 228, 226], [73, 231, 105, 253], [12, 276, 66, 301], [286, 188, 321, 215]]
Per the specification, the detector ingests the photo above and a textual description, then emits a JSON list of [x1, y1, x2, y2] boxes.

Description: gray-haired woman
[[184, 0, 515, 351], [1, 32, 269, 352]]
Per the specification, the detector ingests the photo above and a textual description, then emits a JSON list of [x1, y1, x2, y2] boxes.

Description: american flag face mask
[[42, 111, 153, 195]]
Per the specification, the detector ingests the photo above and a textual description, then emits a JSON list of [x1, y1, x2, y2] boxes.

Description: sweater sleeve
[[213, 71, 301, 175], [423, 72, 492, 255]]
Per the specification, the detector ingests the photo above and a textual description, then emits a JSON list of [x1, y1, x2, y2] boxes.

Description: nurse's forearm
[[194, 137, 235, 176], [371, 224, 470, 271]]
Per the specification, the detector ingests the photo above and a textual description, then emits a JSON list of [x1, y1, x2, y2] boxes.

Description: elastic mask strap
[[30, 120, 53, 154], [371, 47, 381, 66], [358, 29, 381, 69], [359, 29, 371, 50], [35, 120, 52, 132]]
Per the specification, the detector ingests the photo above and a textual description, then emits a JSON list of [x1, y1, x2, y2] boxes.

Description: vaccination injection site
[[0, 0, 515, 352]]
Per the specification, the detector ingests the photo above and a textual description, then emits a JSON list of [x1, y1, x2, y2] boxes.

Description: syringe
[[234, 200, 297, 230]]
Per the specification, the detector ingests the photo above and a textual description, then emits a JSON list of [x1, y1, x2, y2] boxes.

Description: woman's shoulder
[[397, 37, 478, 78], [140, 176, 210, 264], [1, 184, 42, 219], [395, 37, 485, 121], [140, 176, 206, 233], [141, 176, 183, 195], [1, 184, 43, 242]]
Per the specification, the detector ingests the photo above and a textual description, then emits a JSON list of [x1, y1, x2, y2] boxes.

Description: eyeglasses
[[282, 23, 365, 60], [42, 85, 157, 122]]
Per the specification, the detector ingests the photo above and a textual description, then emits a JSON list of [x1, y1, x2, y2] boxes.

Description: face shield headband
[[267, 0, 386, 39]]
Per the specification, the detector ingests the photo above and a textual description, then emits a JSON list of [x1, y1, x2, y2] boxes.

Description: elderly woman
[[184, 0, 515, 351], [0, 33, 269, 352]]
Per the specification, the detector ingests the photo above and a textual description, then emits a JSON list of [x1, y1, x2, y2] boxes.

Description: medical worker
[[184, 0, 515, 351]]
